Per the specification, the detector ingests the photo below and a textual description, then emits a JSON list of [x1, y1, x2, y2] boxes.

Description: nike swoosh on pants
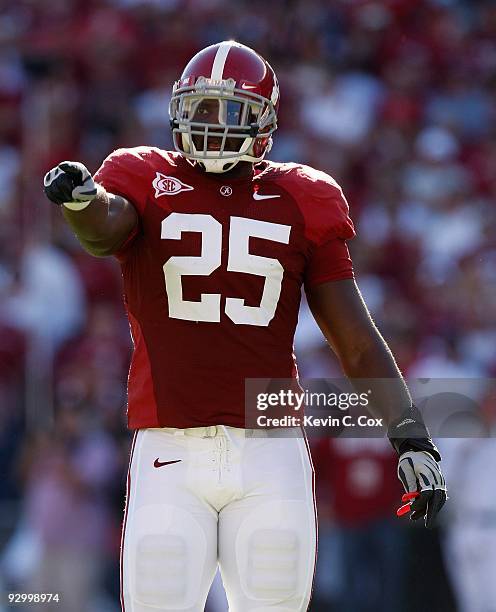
[[154, 458, 182, 468]]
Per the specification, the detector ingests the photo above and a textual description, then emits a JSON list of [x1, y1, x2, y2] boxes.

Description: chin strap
[[198, 159, 240, 173], [387, 405, 441, 462]]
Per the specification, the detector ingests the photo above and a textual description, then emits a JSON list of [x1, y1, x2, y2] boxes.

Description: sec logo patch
[[152, 173, 194, 197]]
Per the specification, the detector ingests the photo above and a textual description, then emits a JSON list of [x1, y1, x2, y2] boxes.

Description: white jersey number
[[161, 213, 291, 326], [162, 213, 222, 322]]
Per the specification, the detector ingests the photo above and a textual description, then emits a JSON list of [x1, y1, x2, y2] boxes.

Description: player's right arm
[[43, 161, 138, 257]]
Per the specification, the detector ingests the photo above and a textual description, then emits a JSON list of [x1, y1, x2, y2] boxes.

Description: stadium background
[[0, 0, 495, 610]]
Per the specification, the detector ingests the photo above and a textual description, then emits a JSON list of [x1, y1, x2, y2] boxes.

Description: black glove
[[396, 450, 447, 528], [389, 405, 447, 528], [43, 161, 97, 206]]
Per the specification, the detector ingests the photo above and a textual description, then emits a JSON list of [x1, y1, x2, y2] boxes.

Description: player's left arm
[[306, 278, 447, 527]]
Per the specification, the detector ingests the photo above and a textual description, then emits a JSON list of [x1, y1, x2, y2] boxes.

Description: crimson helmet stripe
[[210, 41, 233, 80]]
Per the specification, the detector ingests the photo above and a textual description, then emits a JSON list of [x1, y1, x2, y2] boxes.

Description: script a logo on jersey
[[152, 173, 194, 198]]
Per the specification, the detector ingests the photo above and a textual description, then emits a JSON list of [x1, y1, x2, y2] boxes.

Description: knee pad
[[134, 533, 187, 606], [247, 528, 299, 598], [125, 504, 209, 609], [233, 500, 315, 605]]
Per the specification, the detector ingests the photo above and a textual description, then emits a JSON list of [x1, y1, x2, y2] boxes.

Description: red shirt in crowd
[[312, 438, 401, 526]]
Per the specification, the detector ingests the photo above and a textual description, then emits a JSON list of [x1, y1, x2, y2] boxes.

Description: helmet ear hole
[[249, 123, 259, 137]]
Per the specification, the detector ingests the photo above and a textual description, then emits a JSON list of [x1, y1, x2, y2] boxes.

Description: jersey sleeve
[[94, 148, 152, 259], [295, 165, 356, 288], [305, 238, 354, 288], [94, 148, 151, 215]]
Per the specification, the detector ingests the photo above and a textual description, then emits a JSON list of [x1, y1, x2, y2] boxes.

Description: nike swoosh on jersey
[[153, 458, 182, 468], [253, 192, 281, 200], [241, 83, 257, 89]]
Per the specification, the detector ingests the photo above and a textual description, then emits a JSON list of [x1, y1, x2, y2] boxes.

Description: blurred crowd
[[0, 0, 495, 610]]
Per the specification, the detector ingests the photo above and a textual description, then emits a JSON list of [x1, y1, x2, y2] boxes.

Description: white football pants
[[120, 426, 317, 612]]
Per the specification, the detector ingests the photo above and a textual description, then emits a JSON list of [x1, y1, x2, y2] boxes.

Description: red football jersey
[[94, 147, 355, 429]]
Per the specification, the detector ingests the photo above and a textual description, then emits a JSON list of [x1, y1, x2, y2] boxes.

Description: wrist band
[[63, 200, 92, 211]]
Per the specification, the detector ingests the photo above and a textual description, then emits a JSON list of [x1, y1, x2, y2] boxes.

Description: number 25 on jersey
[[161, 213, 291, 327]]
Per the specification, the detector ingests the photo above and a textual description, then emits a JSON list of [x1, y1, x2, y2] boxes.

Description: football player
[[44, 41, 446, 612]]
